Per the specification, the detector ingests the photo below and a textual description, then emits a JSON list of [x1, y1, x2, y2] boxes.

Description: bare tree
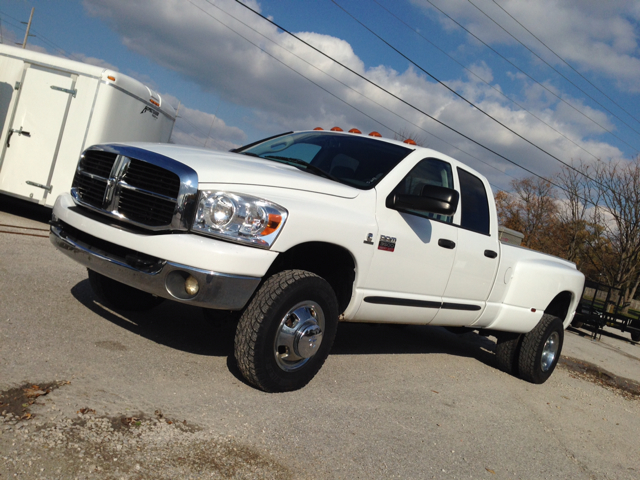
[[556, 161, 593, 266], [393, 129, 428, 147], [587, 157, 640, 309], [498, 177, 558, 252]]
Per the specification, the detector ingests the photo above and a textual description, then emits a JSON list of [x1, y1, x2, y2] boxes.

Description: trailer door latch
[[50, 85, 77, 97], [6, 127, 31, 147], [26, 181, 52, 193]]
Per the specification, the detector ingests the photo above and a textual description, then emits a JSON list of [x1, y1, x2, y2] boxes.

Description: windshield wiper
[[263, 155, 339, 182]]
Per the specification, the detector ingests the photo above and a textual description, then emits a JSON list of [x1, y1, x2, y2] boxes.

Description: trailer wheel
[[518, 314, 564, 384], [631, 321, 640, 342], [494, 332, 522, 375], [88, 269, 164, 311], [234, 270, 338, 392]]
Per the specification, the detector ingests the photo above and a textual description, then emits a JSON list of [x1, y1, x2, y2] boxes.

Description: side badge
[[364, 233, 374, 245], [378, 235, 396, 252]]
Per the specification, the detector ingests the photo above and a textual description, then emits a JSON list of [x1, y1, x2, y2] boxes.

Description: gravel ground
[[1, 196, 640, 479]]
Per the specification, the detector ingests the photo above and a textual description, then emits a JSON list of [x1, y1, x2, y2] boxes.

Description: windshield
[[236, 131, 413, 189]]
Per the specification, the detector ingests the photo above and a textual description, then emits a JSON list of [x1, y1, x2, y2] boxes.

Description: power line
[[491, 0, 640, 129], [231, 0, 572, 192], [199, 0, 521, 180], [422, 0, 640, 154], [371, 0, 602, 163], [467, 0, 640, 139], [186, 0, 402, 137], [331, 0, 602, 186], [0, 8, 79, 60]]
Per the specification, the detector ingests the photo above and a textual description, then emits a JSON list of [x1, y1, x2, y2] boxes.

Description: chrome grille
[[72, 151, 117, 208], [70, 145, 198, 231]]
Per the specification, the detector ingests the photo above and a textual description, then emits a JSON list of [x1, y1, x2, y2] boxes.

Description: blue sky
[[2, 0, 640, 193]]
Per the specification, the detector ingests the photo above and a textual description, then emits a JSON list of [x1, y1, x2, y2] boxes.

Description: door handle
[[484, 249, 498, 259], [6, 127, 31, 147], [438, 238, 456, 249]]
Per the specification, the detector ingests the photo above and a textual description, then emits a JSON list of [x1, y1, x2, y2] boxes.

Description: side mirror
[[386, 185, 459, 216]]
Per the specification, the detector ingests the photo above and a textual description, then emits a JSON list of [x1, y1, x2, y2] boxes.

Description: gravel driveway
[[1, 198, 639, 479]]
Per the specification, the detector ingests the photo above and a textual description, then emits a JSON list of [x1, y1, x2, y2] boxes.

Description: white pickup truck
[[50, 129, 585, 392]]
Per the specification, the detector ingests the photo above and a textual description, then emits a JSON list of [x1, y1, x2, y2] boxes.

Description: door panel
[[0, 66, 74, 202], [355, 158, 458, 324], [432, 167, 500, 326]]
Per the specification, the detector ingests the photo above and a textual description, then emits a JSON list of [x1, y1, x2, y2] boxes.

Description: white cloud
[[72, 53, 120, 72], [81, 0, 629, 188], [163, 93, 247, 151], [411, 0, 640, 92]]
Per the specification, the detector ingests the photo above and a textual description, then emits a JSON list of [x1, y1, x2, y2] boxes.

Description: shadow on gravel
[[70, 276, 500, 369], [70, 280, 237, 357], [0, 193, 51, 224]]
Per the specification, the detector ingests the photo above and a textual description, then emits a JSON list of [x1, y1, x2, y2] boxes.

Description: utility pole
[[20, 7, 35, 49]]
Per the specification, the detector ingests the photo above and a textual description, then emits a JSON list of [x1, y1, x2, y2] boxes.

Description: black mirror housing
[[386, 185, 459, 216]]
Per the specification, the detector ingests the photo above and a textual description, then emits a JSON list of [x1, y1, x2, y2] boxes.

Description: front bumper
[[49, 193, 272, 310]]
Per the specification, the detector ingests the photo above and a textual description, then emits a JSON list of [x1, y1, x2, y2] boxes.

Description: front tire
[[234, 270, 339, 392], [518, 314, 564, 384], [88, 269, 164, 311]]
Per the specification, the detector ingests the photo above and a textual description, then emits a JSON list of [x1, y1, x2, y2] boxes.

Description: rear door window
[[457, 168, 490, 235]]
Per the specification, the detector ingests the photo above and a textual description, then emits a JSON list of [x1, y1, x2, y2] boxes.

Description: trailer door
[[0, 65, 76, 204]]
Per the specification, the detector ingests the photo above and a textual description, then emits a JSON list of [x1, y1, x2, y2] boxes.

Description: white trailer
[[0, 44, 176, 207]]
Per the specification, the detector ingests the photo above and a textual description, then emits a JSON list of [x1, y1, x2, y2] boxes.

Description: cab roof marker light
[[349, 128, 362, 134], [404, 139, 417, 145], [330, 126, 343, 131], [107, 75, 116, 81], [313, 127, 324, 131], [369, 131, 382, 137]]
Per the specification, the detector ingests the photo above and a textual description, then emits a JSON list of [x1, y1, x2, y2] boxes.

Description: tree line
[[496, 157, 640, 311]]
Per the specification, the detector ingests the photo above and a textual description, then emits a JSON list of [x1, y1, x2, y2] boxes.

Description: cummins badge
[[378, 235, 396, 252]]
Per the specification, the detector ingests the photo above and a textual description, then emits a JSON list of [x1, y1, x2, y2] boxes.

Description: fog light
[[184, 275, 199, 296]]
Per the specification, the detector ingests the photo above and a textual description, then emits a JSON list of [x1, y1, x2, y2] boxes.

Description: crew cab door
[[355, 157, 458, 324], [431, 167, 500, 325]]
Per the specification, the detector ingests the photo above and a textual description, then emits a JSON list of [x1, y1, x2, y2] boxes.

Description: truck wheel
[[518, 314, 564, 384], [234, 270, 338, 392], [494, 332, 522, 375], [88, 269, 164, 311]]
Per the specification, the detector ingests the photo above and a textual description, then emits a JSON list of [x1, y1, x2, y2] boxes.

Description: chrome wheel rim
[[274, 301, 325, 372], [541, 331, 560, 372]]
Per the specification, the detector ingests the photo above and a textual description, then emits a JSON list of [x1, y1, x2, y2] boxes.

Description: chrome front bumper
[[50, 223, 261, 310]]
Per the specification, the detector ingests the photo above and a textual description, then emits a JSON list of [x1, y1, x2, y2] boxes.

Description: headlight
[[192, 191, 288, 248]]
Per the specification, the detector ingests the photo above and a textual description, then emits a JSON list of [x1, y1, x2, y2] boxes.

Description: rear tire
[[494, 332, 522, 375], [88, 269, 164, 311], [518, 314, 564, 384]]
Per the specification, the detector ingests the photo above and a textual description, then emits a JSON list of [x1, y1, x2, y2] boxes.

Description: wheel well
[[265, 242, 356, 313], [545, 291, 573, 322]]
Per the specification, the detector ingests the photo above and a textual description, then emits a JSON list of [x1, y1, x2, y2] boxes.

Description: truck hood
[[123, 142, 360, 199]]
